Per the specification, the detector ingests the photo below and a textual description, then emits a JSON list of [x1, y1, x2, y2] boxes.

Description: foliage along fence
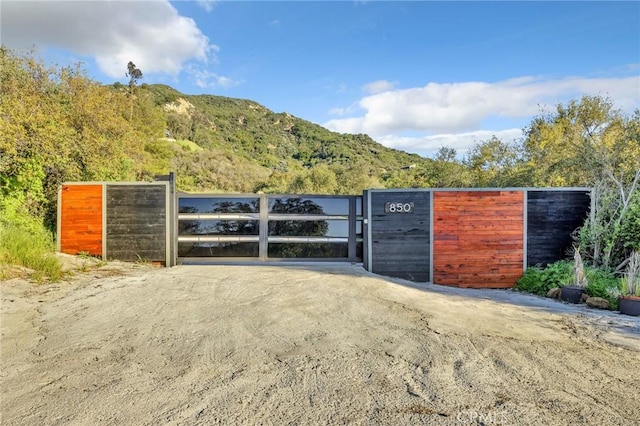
[[58, 179, 591, 288]]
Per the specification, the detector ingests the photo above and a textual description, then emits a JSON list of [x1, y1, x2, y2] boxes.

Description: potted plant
[[560, 248, 588, 303], [619, 251, 640, 316]]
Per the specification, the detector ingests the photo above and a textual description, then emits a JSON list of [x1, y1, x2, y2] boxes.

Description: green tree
[[523, 96, 640, 269], [577, 109, 640, 270], [126, 61, 143, 89], [0, 48, 148, 229], [125, 61, 143, 120], [287, 165, 338, 194], [333, 161, 383, 194], [521, 96, 635, 187], [426, 146, 472, 188], [464, 136, 524, 187], [166, 112, 192, 140]]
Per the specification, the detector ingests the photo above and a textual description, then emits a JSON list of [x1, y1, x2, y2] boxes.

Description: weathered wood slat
[[370, 191, 431, 282], [436, 215, 523, 221], [433, 254, 523, 262], [106, 185, 167, 262], [526, 190, 591, 267]]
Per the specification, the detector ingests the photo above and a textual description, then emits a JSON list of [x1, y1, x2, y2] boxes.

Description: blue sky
[[2, 1, 639, 157]]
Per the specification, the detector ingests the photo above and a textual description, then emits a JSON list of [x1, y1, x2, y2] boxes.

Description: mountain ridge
[[139, 83, 435, 194]]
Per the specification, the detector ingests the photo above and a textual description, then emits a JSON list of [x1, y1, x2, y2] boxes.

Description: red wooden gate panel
[[59, 184, 103, 256], [433, 191, 524, 288]]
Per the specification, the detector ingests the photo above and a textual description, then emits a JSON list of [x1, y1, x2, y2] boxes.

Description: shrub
[[621, 252, 640, 296], [515, 267, 546, 295], [585, 267, 621, 309], [539, 260, 574, 289], [516, 260, 577, 296], [517, 259, 621, 309]]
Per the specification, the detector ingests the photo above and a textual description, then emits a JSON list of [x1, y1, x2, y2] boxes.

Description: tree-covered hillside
[[142, 83, 433, 193]]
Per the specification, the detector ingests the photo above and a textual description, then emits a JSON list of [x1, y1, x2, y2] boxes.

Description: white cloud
[[328, 101, 360, 117], [326, 117, 366, 133], [325, 72, 639, 156], [376, 129, 524, 158], [197, 0, 216, 13], [329, 107, 348, 116], [363, 79, 396, 94], [187, 66, 242, 89], [325, 74, 640, 135], [1, 0, 216, 79]]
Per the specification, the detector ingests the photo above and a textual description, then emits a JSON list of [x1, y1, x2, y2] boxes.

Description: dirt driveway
[[2, 263, 640, 425]]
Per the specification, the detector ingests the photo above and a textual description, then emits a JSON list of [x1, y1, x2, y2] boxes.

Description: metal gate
[[176, 193, 363, 263]]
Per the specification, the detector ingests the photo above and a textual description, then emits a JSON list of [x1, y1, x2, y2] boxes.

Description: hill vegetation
[[1, 47, 638, 279], [144, 83, 436, 193]]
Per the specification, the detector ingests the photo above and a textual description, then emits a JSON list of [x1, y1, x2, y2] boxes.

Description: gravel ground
[[2, 262, 640, 425]]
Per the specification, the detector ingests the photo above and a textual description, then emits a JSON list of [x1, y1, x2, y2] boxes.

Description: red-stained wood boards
[[433, 191, 524, 288], [59, 184, 103, 256]]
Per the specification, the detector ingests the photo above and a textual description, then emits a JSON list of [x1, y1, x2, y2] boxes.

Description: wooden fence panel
[[527, 190, 591, 267], [433, 191, 524, 288], [369, 191, 431, 282], [106, 184, 168, 263], [59, 184, 103, 256]]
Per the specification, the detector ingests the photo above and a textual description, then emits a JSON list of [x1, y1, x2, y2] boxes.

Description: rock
[[547, 288, 561, 299], [586, 297, 610, 310], [580, 293, 589, 303]]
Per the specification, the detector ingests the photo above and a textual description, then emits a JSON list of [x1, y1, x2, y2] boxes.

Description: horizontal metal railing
[[178, 235, 259, 243], [178, 213, 259, 220], [267, 236, 348, 243]]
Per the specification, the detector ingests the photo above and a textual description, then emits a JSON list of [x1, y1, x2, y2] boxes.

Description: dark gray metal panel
[[363, 190, 370, 271], [169, 172, 177, 266], [106, 185, 167, 262], [526, 190, 591, 267], [348, 197, 357, 261], [370, 191, 431, 281], [259, 195, 268, 260]]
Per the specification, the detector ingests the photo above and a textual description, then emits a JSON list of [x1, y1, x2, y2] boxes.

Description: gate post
[[259, 194, 269, 260]]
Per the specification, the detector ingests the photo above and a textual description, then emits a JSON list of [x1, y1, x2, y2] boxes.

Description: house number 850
[[384, 202, 414, 214]]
